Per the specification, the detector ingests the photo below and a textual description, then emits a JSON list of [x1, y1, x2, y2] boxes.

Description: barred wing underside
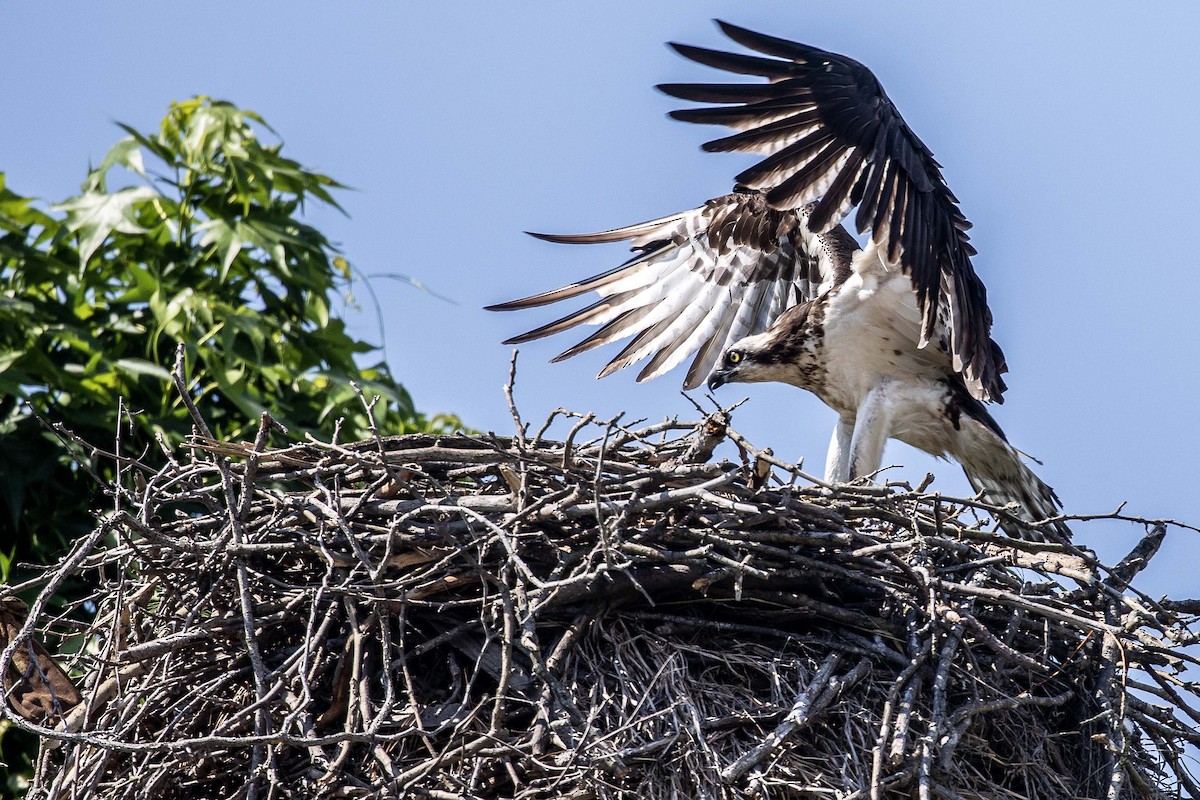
[[488, 191, 855, 390]]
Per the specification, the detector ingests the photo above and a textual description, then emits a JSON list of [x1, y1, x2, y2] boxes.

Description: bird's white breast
[[816, 253, 951, 422]]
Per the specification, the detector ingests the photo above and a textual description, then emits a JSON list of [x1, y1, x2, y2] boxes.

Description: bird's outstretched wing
[[487, 191, 855, 390], [659, 20, 1006, 402]]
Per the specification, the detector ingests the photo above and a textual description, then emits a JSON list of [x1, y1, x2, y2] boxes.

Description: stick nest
[[8, 407, 1200, 799]]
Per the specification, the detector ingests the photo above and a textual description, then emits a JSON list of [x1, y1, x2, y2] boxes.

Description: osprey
[[489, 21, 1067, 540]]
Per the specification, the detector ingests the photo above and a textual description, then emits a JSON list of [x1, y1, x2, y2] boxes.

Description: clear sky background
[[3, 4, 1198, 590]]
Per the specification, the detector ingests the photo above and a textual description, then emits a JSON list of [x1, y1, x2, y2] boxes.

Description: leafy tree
[[0, 99, 460, 793], [0, 97, 458, 565]]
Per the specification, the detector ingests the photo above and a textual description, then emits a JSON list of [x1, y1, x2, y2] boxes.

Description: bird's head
[[706, 336, 774, 391], [706, 300, 823, 392]]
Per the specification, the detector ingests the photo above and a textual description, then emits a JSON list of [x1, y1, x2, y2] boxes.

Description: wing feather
[[551, 305, 657, 362], [502, 287, 644, 345], [666, 42, 795, 79], [669, 101, 814, 132], [808, 148, 866, 233], [700, 109, 822, 154], [684, 278, 763, 388], [490, 191, 852, 389], [629, 279, 731, 381], [662, 19, 1007, 402], [656, 82, 799, 105]]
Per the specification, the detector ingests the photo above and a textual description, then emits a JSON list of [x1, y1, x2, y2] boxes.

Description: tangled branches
[[5, 402, 1199, 799]]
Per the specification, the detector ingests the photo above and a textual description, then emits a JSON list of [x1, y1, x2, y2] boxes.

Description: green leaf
[[198, 218, 255, 280], [0, 172, 57, 233], [0, 349, 26, 378], [54, 186, 157, 265], [86, 137, 146, 192], [113, 358, 172, 381]]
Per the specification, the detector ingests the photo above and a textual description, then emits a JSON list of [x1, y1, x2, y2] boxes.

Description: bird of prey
[[489, 21, 1067, 540]]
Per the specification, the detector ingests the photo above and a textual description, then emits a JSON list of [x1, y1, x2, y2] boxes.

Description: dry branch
[[4, 400, 1199, 799]]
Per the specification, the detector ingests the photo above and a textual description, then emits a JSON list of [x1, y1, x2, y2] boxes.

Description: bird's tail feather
[[953, 418, 1070, 542]]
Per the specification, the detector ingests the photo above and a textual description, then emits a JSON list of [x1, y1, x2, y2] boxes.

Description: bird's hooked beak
[[707, 367, 732, 392]]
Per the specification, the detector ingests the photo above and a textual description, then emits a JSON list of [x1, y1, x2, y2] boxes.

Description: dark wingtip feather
[[714, 19, 814, 61], [525, 228, 643, 245], [486, 287, 579, 313], [526, 229, 619, 245], [666, 108, 701, 123], [487, 295, 546, 313], [666, 40, 692, 57], [501, 316, 584, 346], [667, 106, 744, 125], [713, 19, 753, 40], [665, 41, 719, 65], [664, 41, 795, 79], [500, 331, 536, 345], [658, 83, 784, 104]]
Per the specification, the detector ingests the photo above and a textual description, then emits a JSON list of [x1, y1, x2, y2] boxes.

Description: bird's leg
[[824, 416, 855, 483], [846, 382, 896, 481]]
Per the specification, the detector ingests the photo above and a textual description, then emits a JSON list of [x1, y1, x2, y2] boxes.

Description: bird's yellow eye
[[728, 351, 742, 365]]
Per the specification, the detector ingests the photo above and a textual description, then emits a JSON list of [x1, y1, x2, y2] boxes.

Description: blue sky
[[3, 3, 1199, 587]]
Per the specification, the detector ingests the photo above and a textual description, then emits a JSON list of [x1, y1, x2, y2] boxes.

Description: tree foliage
[[0, 97, 459, 565]]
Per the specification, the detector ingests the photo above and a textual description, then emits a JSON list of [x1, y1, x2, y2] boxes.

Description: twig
[[721, 654, 869, 782]]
